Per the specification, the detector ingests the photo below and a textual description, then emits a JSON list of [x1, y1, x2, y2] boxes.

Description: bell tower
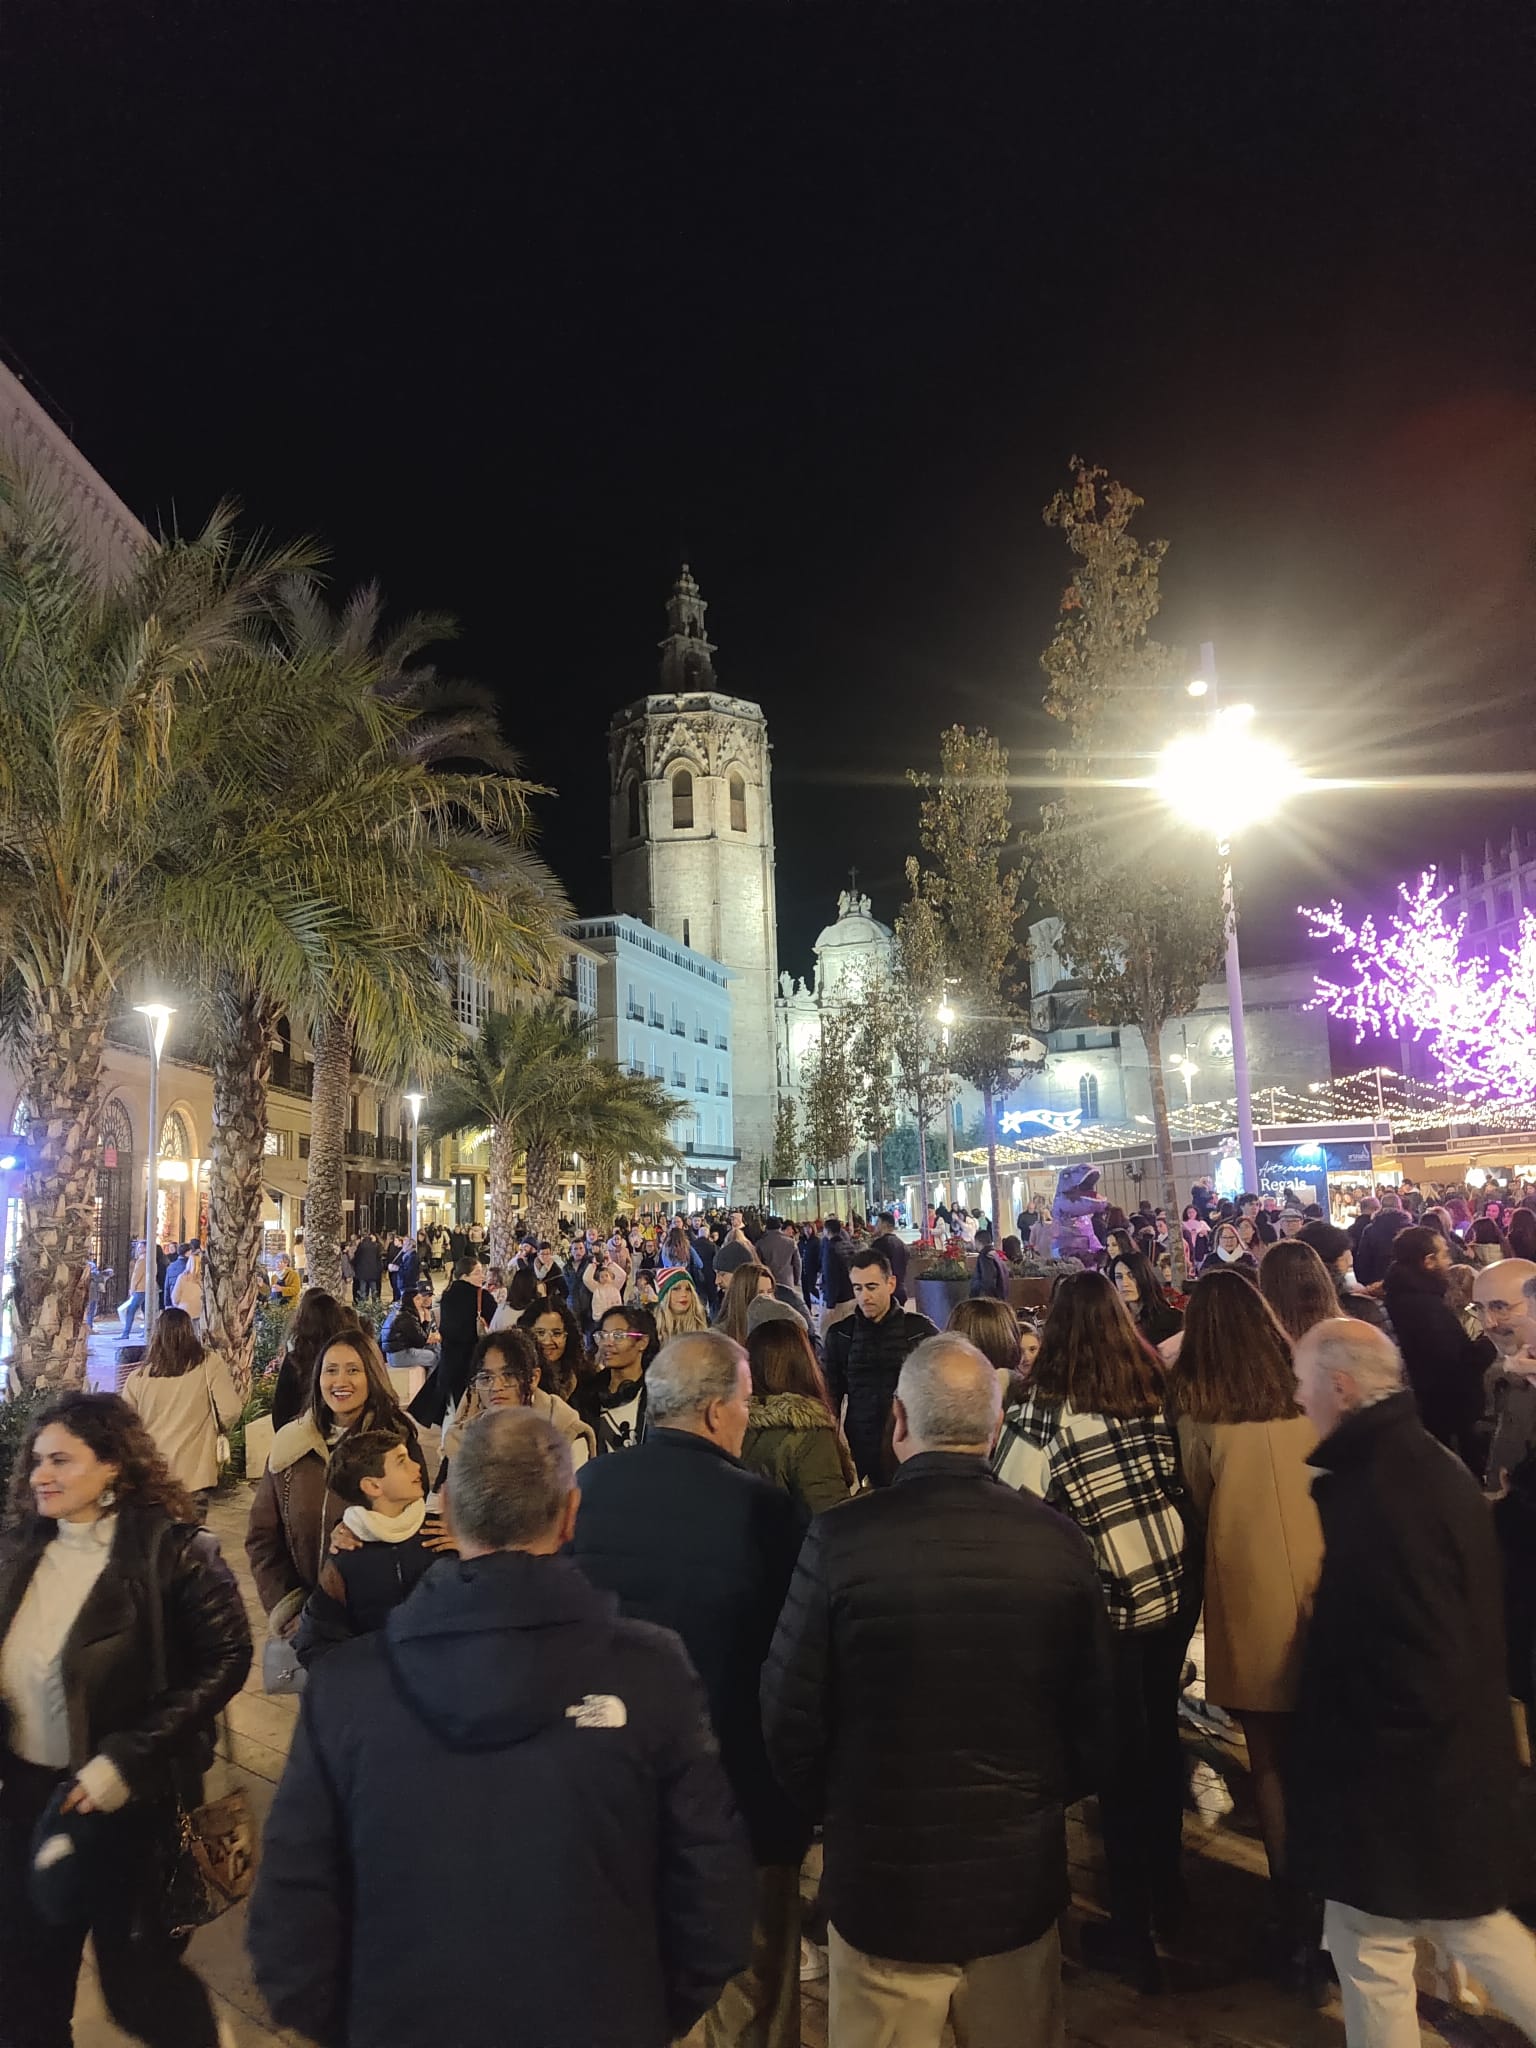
[[609, 568, 780, 1195]]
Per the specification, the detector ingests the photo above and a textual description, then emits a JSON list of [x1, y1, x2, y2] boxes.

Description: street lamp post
[[937, 997, 958, 1209], [405, 1091, 424, 1242], [134, 1002, 174, 1347], [1154, 642, 1299, 1199]]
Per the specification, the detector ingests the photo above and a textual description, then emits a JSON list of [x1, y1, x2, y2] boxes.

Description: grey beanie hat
[[746, 1295, 806, 1334]]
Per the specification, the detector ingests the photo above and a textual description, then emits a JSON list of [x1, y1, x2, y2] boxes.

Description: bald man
[[1476, 1260, 1536, 1481], [764, 1335, 1111, 2048], [1289, 1320, 1536, 2047]]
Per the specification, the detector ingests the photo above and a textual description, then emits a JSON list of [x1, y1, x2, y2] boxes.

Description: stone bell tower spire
[[657, 564, 718, 693]]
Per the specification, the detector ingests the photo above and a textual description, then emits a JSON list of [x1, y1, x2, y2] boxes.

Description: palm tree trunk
[[585, 1146, 620, 1235], [12, 988, 108, 1389], [524, 1138, 560, 1241], [305, 1006, 353, 1297], [206, 982, 276, 1392], [487, 1125, 519, 1270]]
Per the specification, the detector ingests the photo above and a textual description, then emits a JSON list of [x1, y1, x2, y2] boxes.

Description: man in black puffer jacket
[[764, 1334, 1112, 2047], [822, 1247, 936, 1484], [250, 1410, 754, 2048]]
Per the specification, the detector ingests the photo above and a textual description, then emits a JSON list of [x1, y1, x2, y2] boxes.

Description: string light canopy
[[950, 1068, 1536, 1171], [1303, 869, 1536, 1107]]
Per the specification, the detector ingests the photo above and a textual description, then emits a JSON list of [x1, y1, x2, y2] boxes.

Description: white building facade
[[570, 914, 736, 1211]]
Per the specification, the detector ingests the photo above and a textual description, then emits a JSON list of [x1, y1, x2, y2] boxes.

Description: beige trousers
[[703, 1865, 801, 2048], [827, 1921, 1065, 2048]]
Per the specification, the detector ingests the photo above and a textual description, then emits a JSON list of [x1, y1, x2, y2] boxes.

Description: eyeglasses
[[597, 1328, 639, 1344], [473, 1370, 524, 1391]]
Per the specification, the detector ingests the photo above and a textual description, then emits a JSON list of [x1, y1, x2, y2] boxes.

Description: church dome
[[814, 888, 893, 956]]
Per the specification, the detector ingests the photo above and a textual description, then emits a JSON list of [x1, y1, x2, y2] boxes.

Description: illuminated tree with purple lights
[[1303, 870, 1536, 1105]]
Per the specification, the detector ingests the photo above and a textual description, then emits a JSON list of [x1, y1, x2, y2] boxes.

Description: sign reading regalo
[[999, 1108, 1083, 1138]]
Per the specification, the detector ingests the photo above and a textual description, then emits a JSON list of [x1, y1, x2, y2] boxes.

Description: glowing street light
[[1152, 645, 1303, 1194], [1169, 1052, 1199, 1106], [133, 1000, 174, 1345]]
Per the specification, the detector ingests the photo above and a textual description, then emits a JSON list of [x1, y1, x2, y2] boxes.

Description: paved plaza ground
[[69, 1321, 1529, 2045]]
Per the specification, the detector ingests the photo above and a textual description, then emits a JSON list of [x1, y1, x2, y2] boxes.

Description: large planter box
[[914, 1275, 970, 1327]]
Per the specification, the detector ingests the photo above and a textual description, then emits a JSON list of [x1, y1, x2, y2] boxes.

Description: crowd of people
[[9, 1183, 1536, 2046]]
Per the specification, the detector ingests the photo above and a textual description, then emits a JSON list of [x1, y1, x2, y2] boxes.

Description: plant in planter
[[910, 1246, 973, 1326]]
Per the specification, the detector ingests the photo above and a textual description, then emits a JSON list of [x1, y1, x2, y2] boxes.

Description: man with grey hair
[[572, 1333, 806, 2048], [1288, 1320, 1536, 2046], [250, 1409, 754, 2048], [764, 1334, 1112, 2048]]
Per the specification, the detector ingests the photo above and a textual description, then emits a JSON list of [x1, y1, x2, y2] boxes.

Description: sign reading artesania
[[998, 1108, 1083, 1137]]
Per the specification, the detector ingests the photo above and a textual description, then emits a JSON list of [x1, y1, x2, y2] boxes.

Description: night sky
[[6, 3, 1532, 973]]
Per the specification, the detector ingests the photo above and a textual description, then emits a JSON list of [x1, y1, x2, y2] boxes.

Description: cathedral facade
[[608, 569, 781, 1189]]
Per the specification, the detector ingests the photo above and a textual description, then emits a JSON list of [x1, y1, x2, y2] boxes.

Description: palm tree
[[0, 462, 317, 1386], [193, 586, 565, 1379], [265, 585, 567, 1301], [427, 1004, 680, 1256]]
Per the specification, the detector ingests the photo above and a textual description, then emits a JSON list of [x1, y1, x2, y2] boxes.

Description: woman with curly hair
[[440, 1329, 597, 1477], [0, 1391, 251, 2045], [518, 1297, 586, 1402], [246, 1326, 427, 1620]]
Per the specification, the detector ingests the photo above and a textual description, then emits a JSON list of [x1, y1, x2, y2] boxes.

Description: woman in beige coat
[[120, 1306, 241, 1511], [1167, 1267, 1324, 1896]]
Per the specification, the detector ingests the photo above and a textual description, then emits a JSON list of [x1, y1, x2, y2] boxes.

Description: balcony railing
[[377, 1135, 405, 1164], [715, 1034, 729, 1050], [270, 1052, 316, 1095], [648, 1009, 665, 1028], [672, 1070, 687, 1087], [695, 1078, 710, 1093], [346, 1129, 377, 1158], [628, 1061, 647, 1076], [671, 1019, 686, 1036], [650, 1063, 666, 1081], [716, 1080, 730, 1096], [695, 1027, 710, 1043], [626, 1004, 645, 1022], [684, 1141, 743, 1161]]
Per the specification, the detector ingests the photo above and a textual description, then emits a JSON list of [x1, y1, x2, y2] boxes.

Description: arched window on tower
[[672, 769, 694, 830], [625, 777, 641, 839], [729, 773, 747, 833], [1078, 1072, 1099, 1122]]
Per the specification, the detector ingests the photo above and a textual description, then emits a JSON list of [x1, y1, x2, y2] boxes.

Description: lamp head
[[405, 1091, 425, 1120], [1153, 707, 1299, 843], [936, 1002, 956, 1028], [133, 1001, 174, 1059]]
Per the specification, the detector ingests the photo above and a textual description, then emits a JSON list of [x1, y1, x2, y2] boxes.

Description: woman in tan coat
[[121, 1306, 241, 1511], [1167, 1267, 1324, 1900]]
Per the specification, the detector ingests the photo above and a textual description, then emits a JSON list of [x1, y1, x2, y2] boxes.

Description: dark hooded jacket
[[248, 1551, 754, 2048]]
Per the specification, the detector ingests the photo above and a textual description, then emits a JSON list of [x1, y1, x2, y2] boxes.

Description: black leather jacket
[[0, 1503, 252, 1798]]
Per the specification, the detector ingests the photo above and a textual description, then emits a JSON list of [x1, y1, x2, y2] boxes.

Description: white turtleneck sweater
[[0, 1515, 130, 1809]]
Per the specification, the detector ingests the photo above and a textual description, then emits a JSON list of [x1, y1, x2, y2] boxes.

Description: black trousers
[[1098, 1620, 1190, 1935], [0, 1754, 218, 2048]]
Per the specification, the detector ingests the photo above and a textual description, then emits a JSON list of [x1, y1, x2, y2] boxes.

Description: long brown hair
[[282, 1289, 358, 1387], [746, 1318, 834, 1418], [1258, 1241, 1338, 1343], [1029, 1271, 1163, 1419], [947, 1298, 1022, 1376], [6, 1391, 198, 1532], [1170, 1266, 1300, 1424], [720, 1262, 772, 1346], [308, 1327, 411, 1439], [142, 1305, 206, 1379]]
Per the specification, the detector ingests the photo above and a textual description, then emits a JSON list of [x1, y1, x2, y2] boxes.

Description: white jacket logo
[[565, 1693, 627, 1729]]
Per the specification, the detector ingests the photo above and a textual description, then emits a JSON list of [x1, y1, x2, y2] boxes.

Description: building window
[[672, 769, 694, 830], [625, 778, 641, 839], [682, 917, 690, 948], [1079, 1073, 1099, 1121], [729, 773, 747, 832], [455, 962, 490, 1032]]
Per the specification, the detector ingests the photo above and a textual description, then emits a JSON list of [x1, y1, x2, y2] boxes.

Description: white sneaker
[[1188, 1759, 1235, 1821], [799, 1938, 828, 1982]]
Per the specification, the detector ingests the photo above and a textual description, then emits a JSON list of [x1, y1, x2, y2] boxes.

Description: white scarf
[[342, 1498, 428, 1544]]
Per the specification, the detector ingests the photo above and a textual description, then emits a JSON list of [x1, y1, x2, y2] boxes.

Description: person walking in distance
[[249, 1409, 755, 2048], [571, 1333, 807, 2048], [1288, 1318, 1536, 2047], [763, 1335, 1111, 2048]]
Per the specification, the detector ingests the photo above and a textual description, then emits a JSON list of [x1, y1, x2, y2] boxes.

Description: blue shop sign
[[1255, 1139, 1374, 1204]]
